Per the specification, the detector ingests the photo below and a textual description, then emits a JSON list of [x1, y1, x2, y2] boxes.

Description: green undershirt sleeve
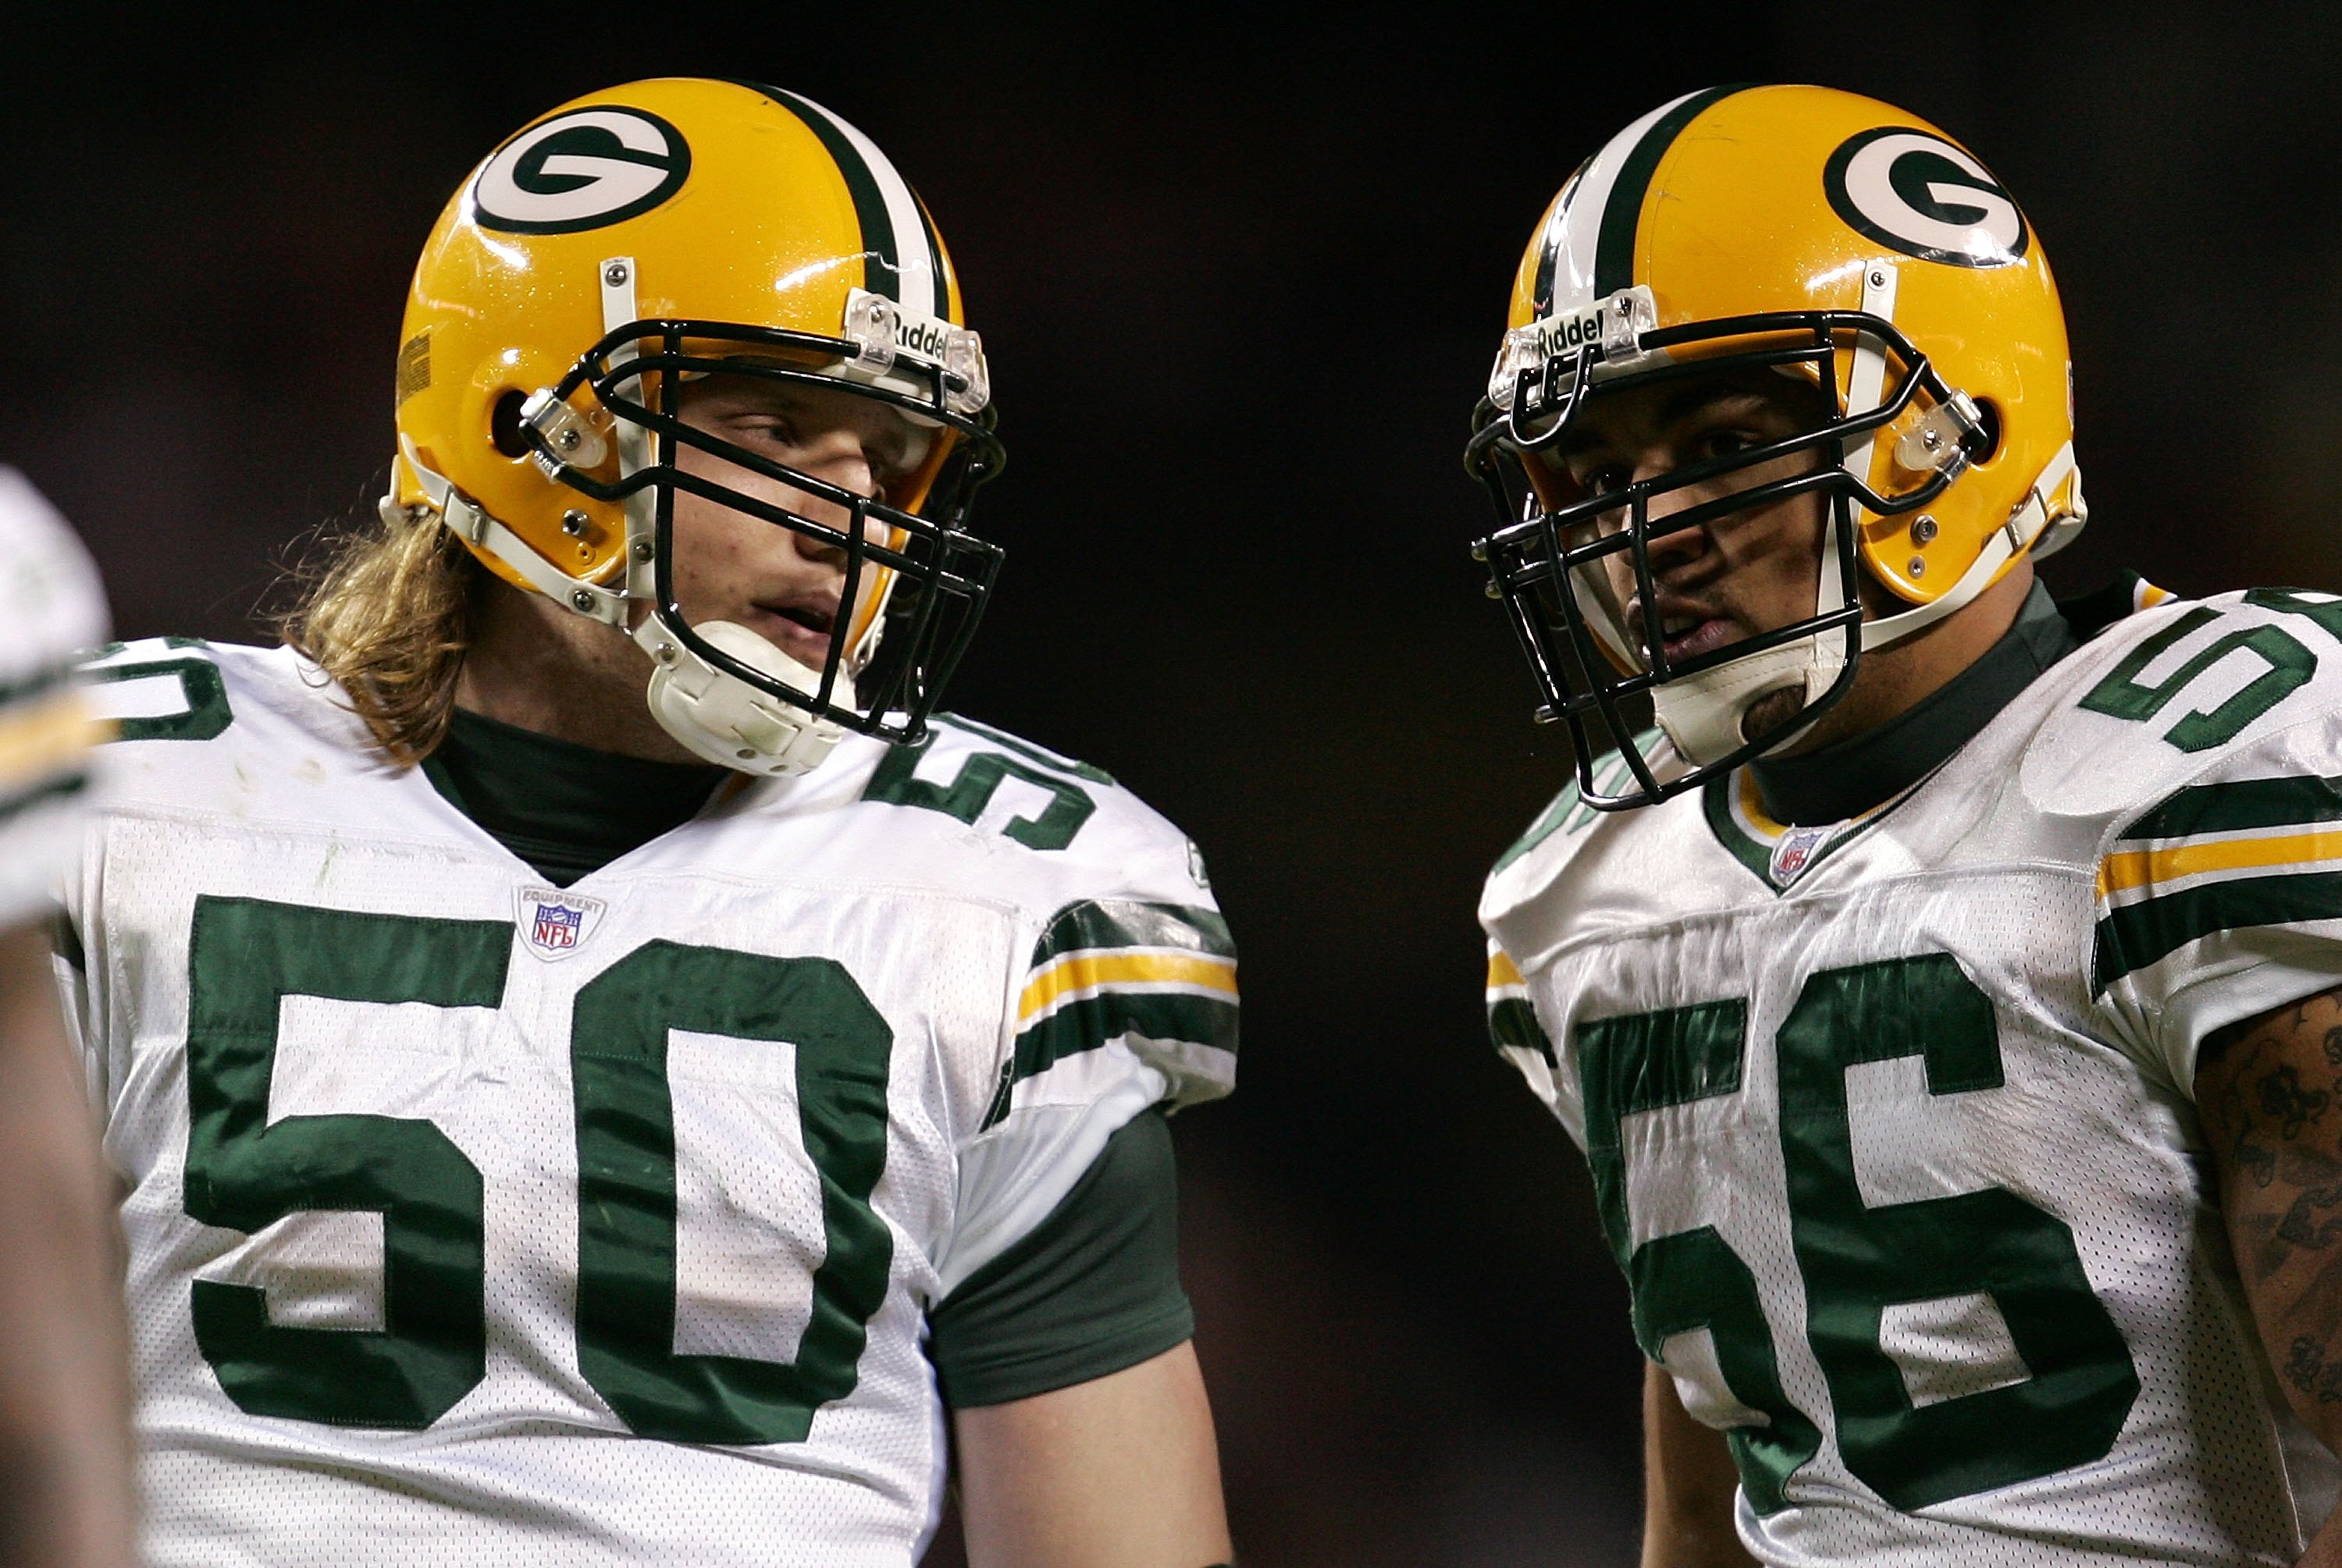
[[927, 1108, 1194, 1409]]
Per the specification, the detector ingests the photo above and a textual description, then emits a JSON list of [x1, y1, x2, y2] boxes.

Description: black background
[[12, 6, 2342, 1563]]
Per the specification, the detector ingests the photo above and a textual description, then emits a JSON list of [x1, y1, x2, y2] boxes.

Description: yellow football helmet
[[1465, 84, 2084, 809], [390, 77, 1002, 775]]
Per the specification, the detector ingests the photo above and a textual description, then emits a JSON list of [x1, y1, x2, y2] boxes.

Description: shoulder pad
[[857, 713, 1138, 855], [2017, 589, 2342, 825], [82, 638, 239, 745]]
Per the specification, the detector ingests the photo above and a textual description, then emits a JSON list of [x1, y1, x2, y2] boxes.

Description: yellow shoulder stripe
[[2099, 827, 2342, 898], [1017, 950, 1238, 1026], [0, 692, 103, 789], [1487, 948, 1524, 989]]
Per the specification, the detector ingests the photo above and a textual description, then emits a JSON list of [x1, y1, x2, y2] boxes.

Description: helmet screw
[[1870, 269, 1888, 288], [655, 643, 677, 663], [1907, 556, 1927, 578], [556, 428, 582, 453], [604, 261, 630, 287], [561, 509, 588, 536], [570, 588, 597, 612], [1911, 514, 1938, 545], [632, 540, 654, 562]]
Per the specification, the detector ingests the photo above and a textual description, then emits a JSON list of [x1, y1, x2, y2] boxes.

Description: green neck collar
[[1749, 582, 2079, 828], [422, 708, 726, 887]]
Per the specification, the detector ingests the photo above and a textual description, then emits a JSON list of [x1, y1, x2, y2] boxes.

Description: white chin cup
[[638, 618, 848, 777], [1651, 630, 1845, 767]]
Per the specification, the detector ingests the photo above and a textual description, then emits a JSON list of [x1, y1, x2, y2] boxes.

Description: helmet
[[390, 78, 1003, 776], [1465, 84, 2084, 810]]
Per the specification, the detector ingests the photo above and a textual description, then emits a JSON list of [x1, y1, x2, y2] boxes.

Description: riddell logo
[[1522, 308, 1605, 362], [893, 313, 954, 362]]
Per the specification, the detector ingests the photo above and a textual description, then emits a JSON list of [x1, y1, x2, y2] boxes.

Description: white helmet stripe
[[767, 88, 941, 320], [1534, 90, 1702, 318]]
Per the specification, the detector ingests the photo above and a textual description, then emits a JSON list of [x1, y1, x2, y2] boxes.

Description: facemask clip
[[1598, 286, 1658, 369], [1892, 389, 1985, 482]]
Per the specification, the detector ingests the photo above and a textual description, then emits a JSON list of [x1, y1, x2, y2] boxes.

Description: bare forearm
[[0, 926, 132, 1568], [954, 1342, 1230, 1568]]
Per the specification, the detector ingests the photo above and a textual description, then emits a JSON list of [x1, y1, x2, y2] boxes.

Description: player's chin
[[1740, 685, 1823, 748]]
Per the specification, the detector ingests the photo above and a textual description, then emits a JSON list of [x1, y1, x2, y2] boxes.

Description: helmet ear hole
[[489, 389, 531, 458], [1970, 398, 2005, 465]]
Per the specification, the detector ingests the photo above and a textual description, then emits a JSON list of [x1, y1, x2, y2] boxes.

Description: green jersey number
[[184, 896, 895, 1441], [1580, 952, 2138, 1514]]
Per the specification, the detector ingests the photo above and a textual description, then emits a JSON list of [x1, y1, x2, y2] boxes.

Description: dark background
[[11, 5, 2342, 1563]]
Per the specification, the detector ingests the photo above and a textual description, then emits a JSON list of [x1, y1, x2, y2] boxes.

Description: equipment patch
[[473, 107, 692, 236], [1824, 126, 2027, 269], [395, 332, 430, 405], [517, 885, 606, 961]]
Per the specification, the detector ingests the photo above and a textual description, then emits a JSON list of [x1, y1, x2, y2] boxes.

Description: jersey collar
[[1749, 581, 2080, 828]]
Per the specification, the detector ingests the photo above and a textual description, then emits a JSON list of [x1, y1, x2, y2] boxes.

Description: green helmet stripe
[[1593, 84, 1747, 297], [755, 84, 905, 304]]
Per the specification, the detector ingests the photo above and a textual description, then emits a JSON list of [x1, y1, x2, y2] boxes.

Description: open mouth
[[750, 597, 842, 667], [1628, 599, 1739, 667], [1657, 614, 1735, 664]]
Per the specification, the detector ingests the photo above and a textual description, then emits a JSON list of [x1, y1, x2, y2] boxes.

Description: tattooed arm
[[2197, 985, 2342, 1566]]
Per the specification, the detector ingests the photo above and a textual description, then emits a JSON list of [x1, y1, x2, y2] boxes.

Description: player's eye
[[1696, 428, 1762, 462], [728, 414, 801, 450], [1574, 460, 1632, 496]]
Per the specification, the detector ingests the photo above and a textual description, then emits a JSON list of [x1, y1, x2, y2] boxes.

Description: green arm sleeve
[[927, 1108, 1194, 1409]]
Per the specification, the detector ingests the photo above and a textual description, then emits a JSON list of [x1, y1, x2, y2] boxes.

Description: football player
[[65, 81, 1235, 1567], [1469, 86, 2342, 1564], [0, 469, 133, 1568]]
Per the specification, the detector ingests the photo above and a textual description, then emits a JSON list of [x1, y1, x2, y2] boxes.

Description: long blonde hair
[[276, 503, 478, 766]]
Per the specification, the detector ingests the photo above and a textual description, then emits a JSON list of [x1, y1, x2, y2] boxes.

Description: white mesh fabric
[[1480, 591, 2342, 1565], [74, 641, 1226, 1566]]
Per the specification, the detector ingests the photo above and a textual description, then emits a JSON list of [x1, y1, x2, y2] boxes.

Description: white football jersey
[[0, 467, 108, 924], [1483, 587, 2342, 1566], [64, 639, 1236, 1568]]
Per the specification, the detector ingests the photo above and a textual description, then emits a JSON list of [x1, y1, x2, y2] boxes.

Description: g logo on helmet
[[1824, 127, 2027, 269], [472, 107, 692, 235]]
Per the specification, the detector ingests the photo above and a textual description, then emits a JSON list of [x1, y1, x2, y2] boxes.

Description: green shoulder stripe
[[2118, 773, 2342, 842], [2094, 869, 2342, 994], [1031, 899, 1233, 967], [983, 991, 1238, 1131], [1487, 997, 1554, 1062], [0, 770, 87, 827], [978, 898, 1240, 1130]]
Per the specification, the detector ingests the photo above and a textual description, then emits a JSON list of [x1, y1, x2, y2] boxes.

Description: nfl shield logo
[[1769, 825, 1831, 888], [517, 887, 606, 962]]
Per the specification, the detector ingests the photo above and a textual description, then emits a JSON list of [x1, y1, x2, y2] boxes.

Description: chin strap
[[636, 618, 844, 777]]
